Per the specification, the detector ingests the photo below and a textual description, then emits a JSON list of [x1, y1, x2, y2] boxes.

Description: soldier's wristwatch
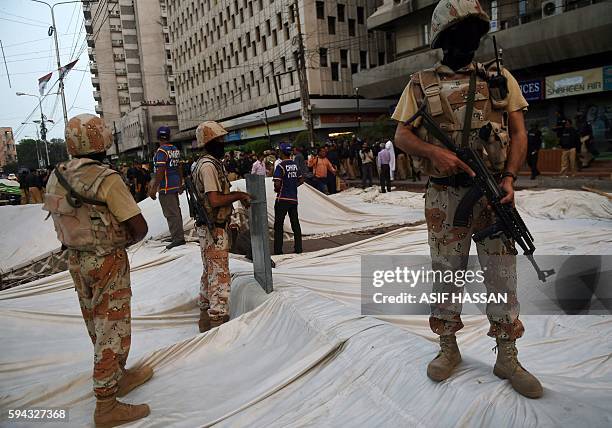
[[502, 171, 517, 182]]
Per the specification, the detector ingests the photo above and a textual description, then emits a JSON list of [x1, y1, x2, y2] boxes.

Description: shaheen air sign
[[545, 67, 604, 99]]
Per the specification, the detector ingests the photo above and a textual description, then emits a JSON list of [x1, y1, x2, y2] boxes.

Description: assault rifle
[[405, 103, 554, 282], [184, 175, 214, 231]]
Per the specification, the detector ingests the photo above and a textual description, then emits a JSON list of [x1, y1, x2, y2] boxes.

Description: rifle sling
[[462, 71, 477, 148], [54, 169, 108, 207]]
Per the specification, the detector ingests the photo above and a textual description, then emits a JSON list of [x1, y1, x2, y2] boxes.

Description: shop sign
[[519, 79, 543, 101], [545, 68, 603, 99]]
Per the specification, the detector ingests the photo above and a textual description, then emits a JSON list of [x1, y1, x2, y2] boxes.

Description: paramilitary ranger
[[191, 121, 251, 333], [392, 0, 543, 398], [44, 114, 153, 427]]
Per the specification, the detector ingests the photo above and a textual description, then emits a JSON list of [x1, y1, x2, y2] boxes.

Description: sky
[[0, 0, 96, 142]]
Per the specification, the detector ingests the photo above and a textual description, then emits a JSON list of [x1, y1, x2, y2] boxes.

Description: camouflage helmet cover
[[65, 114, 113, 156], [196, 121, 228, 147], [430, 0, 490, 49]]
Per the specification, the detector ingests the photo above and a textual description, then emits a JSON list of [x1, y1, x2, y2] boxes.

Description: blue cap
[[279, 142, 292, 154], [157, 126, 171, 140]]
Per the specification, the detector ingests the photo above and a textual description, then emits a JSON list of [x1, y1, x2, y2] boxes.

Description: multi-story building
[[168, 0, 395, 145], [354, 0, 612, 152], [0, 127, 18, 170], [84, 0, 178, 156]]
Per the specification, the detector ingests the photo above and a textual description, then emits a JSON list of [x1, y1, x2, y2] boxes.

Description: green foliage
[[242, 139, 271, 154], [358, 115, 395, 143], [16, 138, 69, 169], [293, 130, 311, 148], [541, 127, 558, 149], [2, 162, 19, 174]]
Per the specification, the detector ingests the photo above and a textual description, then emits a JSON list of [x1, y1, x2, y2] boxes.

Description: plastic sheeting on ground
[[0, 179, 413, 273], [1, 186, 611, 427]]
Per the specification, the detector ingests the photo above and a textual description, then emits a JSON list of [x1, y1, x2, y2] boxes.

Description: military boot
[[199, 309, 211, 333], [493, 338, 543, 399], [427, 334, 462, 381], [94, 396, 150, 428], [117, 366, 154, 398], [210, 315, 230, 329]]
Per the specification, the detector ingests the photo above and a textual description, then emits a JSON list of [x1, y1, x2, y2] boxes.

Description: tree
[[16, 138, 69, 170]]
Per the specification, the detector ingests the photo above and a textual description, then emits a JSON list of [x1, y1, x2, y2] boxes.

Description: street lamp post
[[355, 87, 361, 132], [30, 0, 92, 130], [17, 92, 51, 167]]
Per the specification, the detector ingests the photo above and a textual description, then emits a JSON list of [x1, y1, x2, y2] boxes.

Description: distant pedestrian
[[308, 146, 336, 194], [527, 123, 541, 179], [251, 153, 267, 176], [273, 143, 303, 255], [148, 126, 186, 249], [377, 143, 392, 193], [359, 143, 374, 188], [224, 150, 239, 181], [559, 119, 580, 177]]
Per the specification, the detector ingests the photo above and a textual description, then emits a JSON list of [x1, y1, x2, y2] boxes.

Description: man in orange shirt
[[308, 146, 336, 194]]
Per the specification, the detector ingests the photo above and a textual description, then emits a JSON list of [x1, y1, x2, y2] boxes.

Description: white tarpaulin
[[0, 179, 413, 273], [1, 189, 611, 427]]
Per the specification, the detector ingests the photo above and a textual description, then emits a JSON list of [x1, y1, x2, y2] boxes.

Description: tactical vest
[[192, 155, 233, 226], [43, 159, 129, 255], [411, 61, 510, 177]]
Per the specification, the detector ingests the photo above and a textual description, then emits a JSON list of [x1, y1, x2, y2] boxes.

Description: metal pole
[[356, 87, 361, 131], [50, 7, 69, 131], [38, 97, 50, 167], [263, 109, 272, 146], [0, 39, 11, 88], [293, 0, 315, 146]]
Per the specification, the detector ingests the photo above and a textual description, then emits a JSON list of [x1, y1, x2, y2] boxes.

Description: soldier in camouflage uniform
[[191, 121, 251, 333], [44, 114, 153, 426], [392, 0, 543, 398]]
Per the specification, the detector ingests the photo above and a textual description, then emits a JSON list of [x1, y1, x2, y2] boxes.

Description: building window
[[378, 52, 385, 66], [337, 4, 345, 22], [357, 6, 364, 24], [272, 29, 278, 46], [331, 62, 339, 81], [316, 1, 325, 19], [348, 19, 355, 36], [360, 50, 367, 69], [340, 49, 348, 68], [328, 16, 336, 35], [284, 23, 290, 40], [351, 63, 358, 74], [319, 48, 328, 67], [248, 1, 253, 17]]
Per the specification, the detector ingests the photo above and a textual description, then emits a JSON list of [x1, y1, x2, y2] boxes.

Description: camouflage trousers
[[68, 248, 131, 399], [197, 226, 231, 321], [425, 182, 524, 340]]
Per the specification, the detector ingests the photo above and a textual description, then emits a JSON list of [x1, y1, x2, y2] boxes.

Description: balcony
[[109, 10, 120, 18], [119, 97, 130, 105], [354, 2, 612, 98], [86, 34, 95, 47], [93, 90, 101, 101], [88, 47, 94, 60], [162, 26, 169, 34], [89, 61, 98, 72], [91, 76, 99, 85], [110, 25, 122, 32], [111, 39, 123, 47], [95, 104, 103, 114], [115, 69, 127, 76], [117, 83, 128, 91], [113, 53, 125, 61], [85, 19, 93, 32], [83, 2, 91, 19]]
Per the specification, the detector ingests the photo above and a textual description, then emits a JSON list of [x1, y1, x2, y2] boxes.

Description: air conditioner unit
[[542, 0, 563, 18]]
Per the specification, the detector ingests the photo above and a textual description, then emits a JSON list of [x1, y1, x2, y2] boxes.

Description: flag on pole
[[58, 59, 78, 80], [38, 72, 52, 96]]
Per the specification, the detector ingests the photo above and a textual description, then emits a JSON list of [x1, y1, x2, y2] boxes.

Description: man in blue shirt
[[273, 143, 303, 255], [148, 126, 186, 249]]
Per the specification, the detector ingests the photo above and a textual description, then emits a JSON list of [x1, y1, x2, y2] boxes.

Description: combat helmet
[[196, 121, 228, 147], [65, 114, 113, 156], [430, 0, 490, 49]]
